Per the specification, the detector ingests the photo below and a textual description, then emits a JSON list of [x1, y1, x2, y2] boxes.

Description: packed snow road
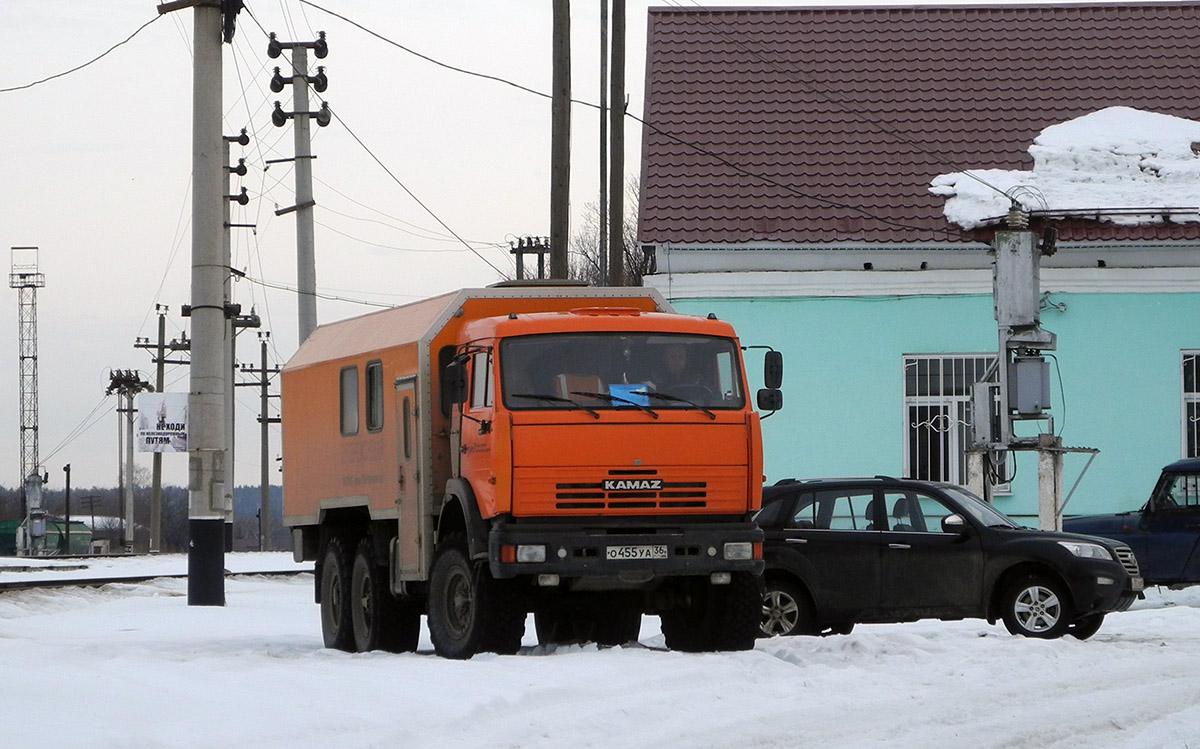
[[2, 555, 1199, 748]]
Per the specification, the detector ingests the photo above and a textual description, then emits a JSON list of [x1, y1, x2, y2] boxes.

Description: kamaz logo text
[[603, 479, 663, 491]]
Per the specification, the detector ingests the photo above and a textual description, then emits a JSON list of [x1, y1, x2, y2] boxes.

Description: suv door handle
[[888, 543, 911, 550]]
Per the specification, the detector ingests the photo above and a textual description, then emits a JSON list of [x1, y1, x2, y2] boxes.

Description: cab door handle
[[888, 543, 911, 550], [785, 538, 808, 544]]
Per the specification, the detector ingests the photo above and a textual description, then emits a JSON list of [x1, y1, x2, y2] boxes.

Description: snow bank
[[930, 107, 1200, 228]]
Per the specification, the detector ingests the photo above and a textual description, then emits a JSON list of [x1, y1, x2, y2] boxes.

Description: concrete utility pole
[[269, 31, 331, 344], [10, 246, 45, 556], [550, 0, 571, 278], [157, 0, 232, 605], [608, 0, 626, 287]]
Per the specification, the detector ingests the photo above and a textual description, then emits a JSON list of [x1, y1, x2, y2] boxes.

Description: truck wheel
[[351, 538, 420, 653], [663, 573, 761, 652], [320, 537, 354, 652], [760, 578, 816, 637], [428, 536, 524, 659], [1001, 574, 1072, 639], [1068, 613, 1105, 641], [708, 572, 762, 651]]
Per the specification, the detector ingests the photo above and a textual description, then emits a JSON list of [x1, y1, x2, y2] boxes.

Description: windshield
[[939, 485, 1020, 528], [499, 332, 745, 411]]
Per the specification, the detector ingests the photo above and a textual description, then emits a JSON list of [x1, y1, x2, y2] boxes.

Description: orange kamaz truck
[[282, 283, 782, 658]]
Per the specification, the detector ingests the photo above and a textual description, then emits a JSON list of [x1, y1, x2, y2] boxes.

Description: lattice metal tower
[[10, 247, 44, 489]]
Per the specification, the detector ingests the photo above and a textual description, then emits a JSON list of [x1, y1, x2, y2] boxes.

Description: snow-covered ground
[[3, 552, 1200, 748]]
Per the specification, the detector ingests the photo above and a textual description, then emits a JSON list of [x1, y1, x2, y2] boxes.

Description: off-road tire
[[427, 535, 525, 659], [350, 538, 421, 653], [663, 573, 761, 652], [320, 536, 354, 652], [1001, 573, 1073, 639]]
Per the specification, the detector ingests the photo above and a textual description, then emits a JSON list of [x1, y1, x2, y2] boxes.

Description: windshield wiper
[[632, 390, 716, 420], [571, 391, 659, 419], [508, 393, 599, 418]]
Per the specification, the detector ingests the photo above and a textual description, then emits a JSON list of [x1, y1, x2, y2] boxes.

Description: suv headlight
[[1058, 540, 1113, 561]]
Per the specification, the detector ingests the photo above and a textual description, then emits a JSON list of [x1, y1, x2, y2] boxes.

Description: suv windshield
[[939, 485, 1020, 529], [500, 332, 745, 411]]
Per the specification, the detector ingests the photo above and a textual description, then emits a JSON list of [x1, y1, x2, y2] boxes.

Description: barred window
[[903, 354, 1007, 491]]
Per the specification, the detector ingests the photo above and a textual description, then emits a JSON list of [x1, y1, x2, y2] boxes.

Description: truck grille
[[554, 470, 708, 510], [1114, 545, 1140, 577]]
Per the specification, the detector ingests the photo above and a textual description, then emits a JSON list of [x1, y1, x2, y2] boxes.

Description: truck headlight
[[723, 542, 754, 561], [1057, 541, 1112, 561], [516, 544, 547, 563]]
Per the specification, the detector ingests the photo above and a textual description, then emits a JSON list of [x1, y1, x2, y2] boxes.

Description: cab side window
[[471, 350, 493, 408]]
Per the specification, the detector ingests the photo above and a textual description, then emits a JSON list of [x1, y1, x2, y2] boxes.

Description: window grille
[[903, 354, 1007, 491]]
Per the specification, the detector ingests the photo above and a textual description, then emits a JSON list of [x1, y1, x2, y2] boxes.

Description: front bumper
[[488, 519, 764, 580], [1060, 557, 1141, 615]]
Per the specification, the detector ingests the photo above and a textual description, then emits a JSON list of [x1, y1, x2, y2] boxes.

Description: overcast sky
[[0, 0, 1085, 492]]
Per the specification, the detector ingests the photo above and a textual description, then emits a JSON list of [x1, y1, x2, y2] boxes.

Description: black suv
[[757, 477, 1143, 640]]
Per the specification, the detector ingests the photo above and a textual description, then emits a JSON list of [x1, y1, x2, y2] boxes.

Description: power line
[[0, 15, 163, 93]]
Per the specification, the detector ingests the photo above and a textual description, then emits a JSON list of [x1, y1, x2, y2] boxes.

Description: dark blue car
[[1064, 458, 1200, 587]]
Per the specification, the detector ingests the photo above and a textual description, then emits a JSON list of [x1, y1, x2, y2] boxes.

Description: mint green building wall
[[673, 292, 1200, 522]]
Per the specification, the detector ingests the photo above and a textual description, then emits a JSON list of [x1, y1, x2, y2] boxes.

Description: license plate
[[1131, 577, 1144, 591], [606, 544, 668, 561]]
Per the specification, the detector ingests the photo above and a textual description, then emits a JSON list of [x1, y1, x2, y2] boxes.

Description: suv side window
[[882, 490, 958, 534], [821, 489, 877, 531], [788, 492, 818, 529]]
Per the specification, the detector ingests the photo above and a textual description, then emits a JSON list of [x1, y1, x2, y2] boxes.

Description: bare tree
[[570, 177, 650, 286]]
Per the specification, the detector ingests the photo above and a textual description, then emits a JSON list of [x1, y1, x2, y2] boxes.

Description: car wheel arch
[[988, 562, 1074, 621], [764, 569, 817, 608]]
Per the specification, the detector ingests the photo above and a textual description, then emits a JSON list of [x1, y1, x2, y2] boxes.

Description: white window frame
[[902, 354, 1009, 493], [1183, 351, 1200, 459]]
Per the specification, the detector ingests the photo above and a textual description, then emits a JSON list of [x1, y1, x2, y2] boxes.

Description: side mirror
[[757, 388, 783, 411], [764, 350, 783, 390], [443, 360, 468, 405], [942, 514, 970, 534]]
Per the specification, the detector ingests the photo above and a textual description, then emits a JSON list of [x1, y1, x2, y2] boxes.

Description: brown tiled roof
[[638, 3, 1200, 245]]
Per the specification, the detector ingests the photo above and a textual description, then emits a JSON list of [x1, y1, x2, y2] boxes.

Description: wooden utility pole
[[608, 0, 626, 287], [550, 0, 571, 278]]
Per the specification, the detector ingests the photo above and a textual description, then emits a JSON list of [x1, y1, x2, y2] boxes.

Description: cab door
[[394, 375, 425, 580]]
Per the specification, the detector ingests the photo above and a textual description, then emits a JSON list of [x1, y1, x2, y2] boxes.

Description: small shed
[[0, 519, 93, 556]]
